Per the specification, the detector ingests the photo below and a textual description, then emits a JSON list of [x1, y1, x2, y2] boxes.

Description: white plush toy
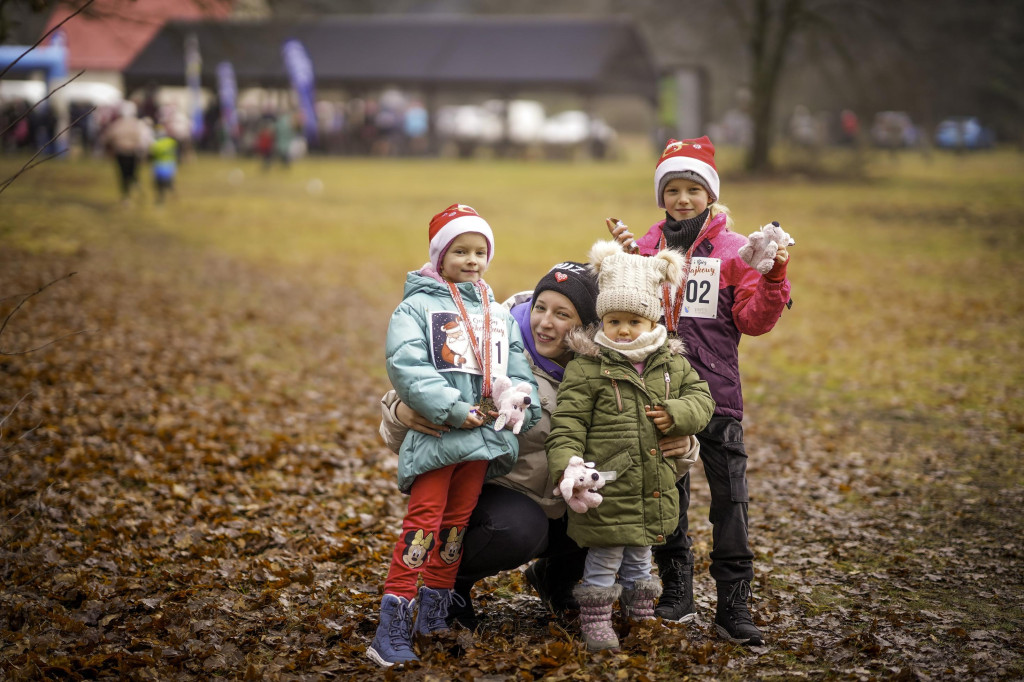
[[555, 455, 607, 513], [491, 375, 533, 435], [738, 221, 795, 275]]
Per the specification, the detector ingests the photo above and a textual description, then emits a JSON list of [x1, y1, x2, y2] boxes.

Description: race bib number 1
[[429, 307, 510, 377], [680, 257, 720, 319]]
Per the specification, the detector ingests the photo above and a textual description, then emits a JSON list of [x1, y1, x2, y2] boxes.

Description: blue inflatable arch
[[0, 32, 69, 153]]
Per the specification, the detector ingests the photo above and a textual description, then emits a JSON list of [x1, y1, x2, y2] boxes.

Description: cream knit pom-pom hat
[[589, 240, 686, 322]]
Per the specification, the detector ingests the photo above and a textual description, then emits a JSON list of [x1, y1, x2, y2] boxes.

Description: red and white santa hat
[[654, 136, 720, 208], [428, 203, 494, 271]]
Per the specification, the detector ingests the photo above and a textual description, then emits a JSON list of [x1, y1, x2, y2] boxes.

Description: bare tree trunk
[[739, 0, 803, 173]]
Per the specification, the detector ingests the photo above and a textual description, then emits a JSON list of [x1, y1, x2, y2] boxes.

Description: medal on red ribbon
[[445, 279, 496, 421]]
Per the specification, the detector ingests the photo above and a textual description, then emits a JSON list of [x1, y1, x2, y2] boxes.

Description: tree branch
[[0, 272, 93, 357], [0, 69, 87, 139], [0, 0, 95, 81], [0, 104, 95, 195]]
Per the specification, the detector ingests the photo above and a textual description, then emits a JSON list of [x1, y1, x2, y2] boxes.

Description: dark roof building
[[122, 15, 658, 101]]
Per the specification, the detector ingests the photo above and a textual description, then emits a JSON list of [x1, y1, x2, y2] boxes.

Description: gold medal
[[476, 396, 497, 424]]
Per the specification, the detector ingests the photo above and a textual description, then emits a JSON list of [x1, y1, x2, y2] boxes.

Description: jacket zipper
[[664, 371, 671, 401], [611, 379, 623, 412]]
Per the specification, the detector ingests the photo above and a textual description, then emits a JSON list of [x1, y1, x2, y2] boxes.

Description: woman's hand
[[396, 401, 449, 438], [646, 405, 675, 434], [659, 434, 695, 458]]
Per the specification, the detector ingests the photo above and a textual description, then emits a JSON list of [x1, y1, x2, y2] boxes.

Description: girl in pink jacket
[[608, 136, 792, 645]]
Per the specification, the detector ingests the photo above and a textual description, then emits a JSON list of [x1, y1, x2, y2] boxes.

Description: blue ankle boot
[[413, 586, 464, 635], [366, 594, 419, 667]]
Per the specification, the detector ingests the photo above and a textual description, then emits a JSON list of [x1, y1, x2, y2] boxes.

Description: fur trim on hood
[[566, 325, 687, 359]]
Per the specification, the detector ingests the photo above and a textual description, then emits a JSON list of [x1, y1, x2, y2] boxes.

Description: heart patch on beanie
[[554, 272, 568, 282]]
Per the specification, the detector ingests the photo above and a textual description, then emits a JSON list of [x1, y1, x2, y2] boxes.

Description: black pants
[[455, 484, 585, 592], [114, 154, 138, 199], [654, 416, 754, 584]]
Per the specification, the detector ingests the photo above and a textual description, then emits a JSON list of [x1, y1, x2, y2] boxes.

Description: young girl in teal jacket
[[368, 204, 540, 667]]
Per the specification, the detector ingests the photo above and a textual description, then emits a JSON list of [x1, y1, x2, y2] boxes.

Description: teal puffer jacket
[[546, 328, 714, 548], [386, 269, 540, 493]]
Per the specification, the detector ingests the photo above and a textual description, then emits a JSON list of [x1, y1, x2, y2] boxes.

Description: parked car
[[934, 117, 994, 149]]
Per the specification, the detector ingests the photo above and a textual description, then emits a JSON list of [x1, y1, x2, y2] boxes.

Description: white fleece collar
[[594, 324, 667, 363]]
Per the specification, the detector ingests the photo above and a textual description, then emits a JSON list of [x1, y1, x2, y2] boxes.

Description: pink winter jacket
[[635, 212, 791, 420]]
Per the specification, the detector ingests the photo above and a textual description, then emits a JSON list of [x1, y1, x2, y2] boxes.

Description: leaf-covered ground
[[1, 152, 1023, 680]]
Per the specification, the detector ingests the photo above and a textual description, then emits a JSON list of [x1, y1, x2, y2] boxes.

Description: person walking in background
[[546, 240, 714, 652], [608, 136, 793, 645], [148, 124, 178, 205], [99, 101, 152, 204], [367, 204, 540, 667]]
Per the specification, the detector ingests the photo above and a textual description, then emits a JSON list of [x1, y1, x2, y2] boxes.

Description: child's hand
[[645, 405, 674, 434], [774, 244, 789, 265], [606, 217, 639, 253], [765, 243, 790, 282], [460, 408, 486, 429]]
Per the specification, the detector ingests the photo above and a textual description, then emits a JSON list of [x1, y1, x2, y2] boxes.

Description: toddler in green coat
[[546, 240, 715, 652]]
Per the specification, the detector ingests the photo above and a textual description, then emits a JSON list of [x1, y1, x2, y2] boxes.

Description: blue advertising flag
[[281, 39, 318, 142], [184, 33, 204, 141], [216, 61, 239, 138]]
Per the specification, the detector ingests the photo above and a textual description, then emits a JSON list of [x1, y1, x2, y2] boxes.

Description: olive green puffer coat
[[546, 328, 714, 549]]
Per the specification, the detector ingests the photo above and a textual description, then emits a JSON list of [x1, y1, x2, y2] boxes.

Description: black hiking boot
[[654, 556, 695, 622], [445, 582, 478, 630], [524, 558, 579, 615], [714, 580, 763, 645]]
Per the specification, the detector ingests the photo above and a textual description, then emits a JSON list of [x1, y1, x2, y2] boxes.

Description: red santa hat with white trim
[[428, 203, 494, 271], [654, 136, 720, 208]]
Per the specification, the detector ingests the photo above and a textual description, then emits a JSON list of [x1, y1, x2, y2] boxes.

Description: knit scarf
[[662, 207, 710, 251], [595, 324, 667, 363]]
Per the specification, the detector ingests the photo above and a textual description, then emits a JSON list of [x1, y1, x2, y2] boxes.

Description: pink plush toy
[[738, 221, 795, 275], [491, 375, 533, 435], [555, 455, 607, 513]]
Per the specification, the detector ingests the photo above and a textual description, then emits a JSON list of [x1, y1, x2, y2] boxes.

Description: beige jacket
[[100, 116, 152, 155], [379, 346, 700, 521], [380, 348, 567, 519]]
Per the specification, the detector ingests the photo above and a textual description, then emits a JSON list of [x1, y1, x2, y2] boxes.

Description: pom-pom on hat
[[532, 261, 600, 327], [428, 203, 494, 271], [654, 136, 720, 207], [589, 240, 686, 322]]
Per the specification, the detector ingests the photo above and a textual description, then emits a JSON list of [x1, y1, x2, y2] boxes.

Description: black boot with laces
[[714, 580, 763, 645], [654, 557, 695, 622], [524, 558, 579, 616]]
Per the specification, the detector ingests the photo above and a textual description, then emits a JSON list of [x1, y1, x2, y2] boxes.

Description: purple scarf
[[511, 300, 566, 382]]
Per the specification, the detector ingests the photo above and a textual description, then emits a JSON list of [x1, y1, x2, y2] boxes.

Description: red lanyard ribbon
[[657, 216, 710, 334], [445, 280, 493, 398]]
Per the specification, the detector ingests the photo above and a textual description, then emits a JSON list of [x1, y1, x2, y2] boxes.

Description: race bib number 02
[[680, 257, 720, 319], [429, 307, 510, 377]]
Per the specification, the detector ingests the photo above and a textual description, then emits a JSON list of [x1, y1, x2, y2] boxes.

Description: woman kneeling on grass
[[379, 259, 698, 632]]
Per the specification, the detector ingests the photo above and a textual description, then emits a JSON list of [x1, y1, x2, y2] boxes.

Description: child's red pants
[[383, 459, 489, 599]]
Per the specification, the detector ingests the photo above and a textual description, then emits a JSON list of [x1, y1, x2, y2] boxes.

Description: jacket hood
[[402, 266, 492, 304], [565, 325, 686, 359]]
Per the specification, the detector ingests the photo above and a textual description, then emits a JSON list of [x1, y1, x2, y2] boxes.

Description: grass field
[[1, 144, 1023, 679], [6, 144, 1023, 455]]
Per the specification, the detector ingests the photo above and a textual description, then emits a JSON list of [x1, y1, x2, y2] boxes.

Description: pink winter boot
[[573, 583, 622, 651], [620, 577, 663, 622]]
